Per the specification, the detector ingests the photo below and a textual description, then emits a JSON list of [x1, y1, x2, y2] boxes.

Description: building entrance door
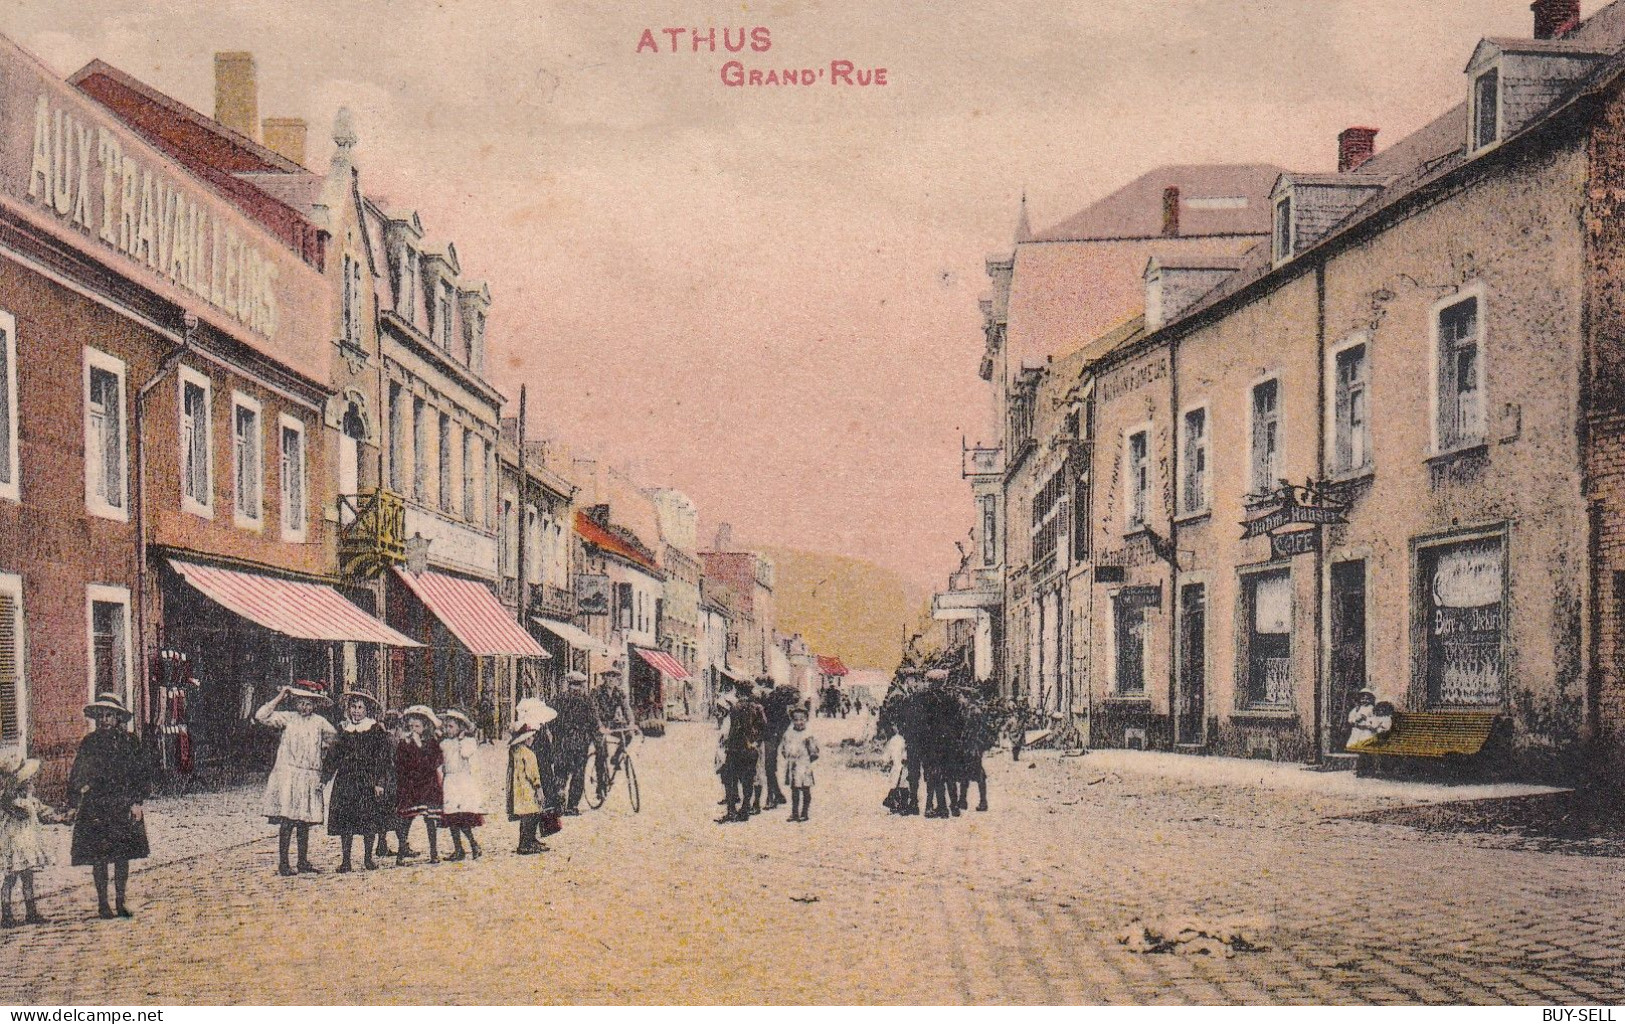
[[1176, 583, 1206, 745], [1329, 560, 1367, 754]]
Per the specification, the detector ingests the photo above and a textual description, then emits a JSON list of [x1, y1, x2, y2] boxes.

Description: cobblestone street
[[3, 718, 1621, 1005]]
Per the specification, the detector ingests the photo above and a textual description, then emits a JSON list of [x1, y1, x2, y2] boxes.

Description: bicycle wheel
[[623, 754, 640, 814], [584, 753, 606, 810]]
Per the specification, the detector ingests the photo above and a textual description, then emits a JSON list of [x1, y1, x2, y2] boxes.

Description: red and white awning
[[168, 559, 420, 647], [634, 646, 690, 680], [392, 568, 549, 658]]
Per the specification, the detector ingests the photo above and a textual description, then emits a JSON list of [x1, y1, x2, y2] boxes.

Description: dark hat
[[83, 692, 134, 719]]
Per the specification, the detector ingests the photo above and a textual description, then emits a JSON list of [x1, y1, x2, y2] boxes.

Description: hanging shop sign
[[1114, 584, 1162, 609], [574, 573, 611, 616], [1241, 481, 1348, 540], [1270, 529, 1321, 559]]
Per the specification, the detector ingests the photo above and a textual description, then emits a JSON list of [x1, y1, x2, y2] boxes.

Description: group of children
[[0, 692, 151, 927], [256, 680, 488, 875]]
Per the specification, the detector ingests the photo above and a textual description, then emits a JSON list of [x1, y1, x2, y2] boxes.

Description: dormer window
[[438, 282, 455, 351], [1272, 194, 1293, 264], [1472, 67, 1500, 150]]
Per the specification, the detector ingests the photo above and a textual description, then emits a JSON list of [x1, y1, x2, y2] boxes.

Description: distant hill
[[757, 547, 918, 671]]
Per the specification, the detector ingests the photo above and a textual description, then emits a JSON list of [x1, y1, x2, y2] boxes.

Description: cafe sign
[[1241, 481, 1349, 540], [0, 40, 330, 381]]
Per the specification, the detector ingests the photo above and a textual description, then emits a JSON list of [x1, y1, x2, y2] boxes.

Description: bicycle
[[583, 726, 640, 813]]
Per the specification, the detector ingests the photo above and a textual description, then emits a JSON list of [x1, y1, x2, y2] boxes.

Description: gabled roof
[[1032, 164, 1285, 242], [816, 655, 849, 676], [69, 58, 306, 174], [575, 511, 661, 574]]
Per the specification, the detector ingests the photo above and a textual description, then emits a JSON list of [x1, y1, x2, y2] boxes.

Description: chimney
[[261, 117, 307, 166], [1161, 186, 1180, 238], [1532, 0, 1580, 39], [714, 523, 733, 551], [213, 52, 259, 142], [1338, 127, 1379, 173]]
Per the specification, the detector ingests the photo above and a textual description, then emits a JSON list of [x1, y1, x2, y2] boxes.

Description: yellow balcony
[[338, 488, 407, 580]]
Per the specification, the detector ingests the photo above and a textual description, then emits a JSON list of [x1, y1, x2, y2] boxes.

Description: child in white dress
[[779, 708, 820, 822], [439, 710, 484, 860], [1, 753, 60, 927]]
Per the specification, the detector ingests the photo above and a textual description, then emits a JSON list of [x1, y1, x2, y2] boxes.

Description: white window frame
[[278, 413, 307, 542], [1179, 402, 1210, 515], [1248, 375, 1283, 498], [1470, 66, 1502, 154], [83, 347, 129, 522], [85, 584, 134, 724], [1272, 193, 1294, 266], [0, 572, 26, 756], [1123, 424, 1151, 533], [1327, 333, 1373, 477], [1429, 282, 1489, 455], [179, 365, 214, 519], [0, 310, 18, 504], [231, 391, 264, 530]]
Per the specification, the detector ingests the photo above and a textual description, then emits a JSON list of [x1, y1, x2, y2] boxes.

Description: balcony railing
[[338, 488, 407, 580]]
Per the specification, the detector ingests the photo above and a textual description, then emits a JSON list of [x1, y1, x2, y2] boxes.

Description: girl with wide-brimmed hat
[[1, 751, 62, 927], [255, 680, 336, 876], [67, 693, 151, 918], [326, 691, 391, 872], [394, 705, 444, 864], [438, 709, 484, 861]]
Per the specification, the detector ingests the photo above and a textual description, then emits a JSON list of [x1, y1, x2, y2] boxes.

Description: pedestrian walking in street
[[1, 751, 61, 927], [438, 709, 484, 861], [255, 681, 335, 877], [551, 672, 600, 816], [761, 679, 798, 811], [517, 698, 565, 842], [920, 670, 959, 819], [717, 680, 766, 824], [395, 706, 445, 864], [326, 691, 391, 872], [779, 707, 819, 822], [507, 721, 546, 855], [882, 730, 910, 814], [68, 693, 152, 917], [1008, 698, 1031, 762]]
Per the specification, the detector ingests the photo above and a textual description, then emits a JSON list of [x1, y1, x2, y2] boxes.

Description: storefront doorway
[[1176, 583, 1206, 745], [1329, 559, 1367, 753]]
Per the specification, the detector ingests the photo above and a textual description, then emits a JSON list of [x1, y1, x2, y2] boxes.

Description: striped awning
[[634, 646, 690, 680], [531, 616, 612, 656], [168, 559, 419, 647], [392, 568, 548, 658]]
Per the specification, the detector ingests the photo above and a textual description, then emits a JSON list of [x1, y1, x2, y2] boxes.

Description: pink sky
[[9, 0, 1543, 595]]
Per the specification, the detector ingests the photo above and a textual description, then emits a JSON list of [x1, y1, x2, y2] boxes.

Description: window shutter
[[0, 592, 18, 744]]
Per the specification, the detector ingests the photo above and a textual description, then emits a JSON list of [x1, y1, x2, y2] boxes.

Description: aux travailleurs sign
[[0, 35, 332, 386]]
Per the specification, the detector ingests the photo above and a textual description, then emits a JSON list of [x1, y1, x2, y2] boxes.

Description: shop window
[[1422, 537, 1504, 707], [87, 587, 132, 716], [1250, 379, 1281, 496], [180, 366, 213, 517], [84, 349, 128, 521], [279, 415, 306, 542], [1241, 570, 1293, 708], [1181, 406, 1208, 514], [0, 310, 17, 504], [1113, 597, 1146, 696], [0, 574, 23, 752], [1436, 295, 1485, 451], [1126, 429, 1149, 531], [1333, 342, 1370, 474], [232, 393, 263, 528]]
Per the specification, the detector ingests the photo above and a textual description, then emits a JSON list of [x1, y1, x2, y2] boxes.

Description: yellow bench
[[1346, 711, 1499, 758]]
